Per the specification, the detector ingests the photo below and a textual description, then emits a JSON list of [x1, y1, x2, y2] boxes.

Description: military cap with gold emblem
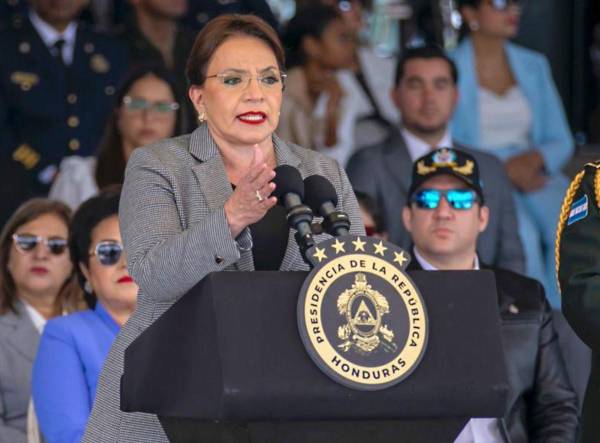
[[409, 148, 484, 204], [555, 160, 600, 443]]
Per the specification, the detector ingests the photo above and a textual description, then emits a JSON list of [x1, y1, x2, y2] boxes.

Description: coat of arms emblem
[[297, 236, 429, 390], [337, 273, 397, 354]]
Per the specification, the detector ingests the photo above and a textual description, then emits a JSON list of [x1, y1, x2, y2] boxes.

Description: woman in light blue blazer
[[450, 0, 573, 306], [32, 188, 138, 443]]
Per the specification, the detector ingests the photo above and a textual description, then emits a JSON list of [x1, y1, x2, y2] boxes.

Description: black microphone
[[304, 175, 351, 237], [272, 165, 316, 262]]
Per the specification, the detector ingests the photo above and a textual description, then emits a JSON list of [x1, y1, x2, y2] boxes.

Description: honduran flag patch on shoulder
[[567, 194, 589, 226]]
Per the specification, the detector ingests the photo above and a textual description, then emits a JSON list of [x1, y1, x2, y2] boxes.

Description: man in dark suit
[[347, 45, 524, 273], [558, 160, 600, 443], [403, 148, 578, 442], [0, 0, 128, 224]]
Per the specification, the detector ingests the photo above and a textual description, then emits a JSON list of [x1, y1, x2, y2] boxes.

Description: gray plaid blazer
[[0, 301, 39, 443], [83, 124, 364, 442]]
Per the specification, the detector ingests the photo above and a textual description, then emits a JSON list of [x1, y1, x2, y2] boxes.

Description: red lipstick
[[117, 276, 134, 284], [237, 111, 267, 125], [30, 267, 48, 275]]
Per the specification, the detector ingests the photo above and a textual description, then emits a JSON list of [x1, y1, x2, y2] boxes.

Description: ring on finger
[[255, 189, 264, 202]]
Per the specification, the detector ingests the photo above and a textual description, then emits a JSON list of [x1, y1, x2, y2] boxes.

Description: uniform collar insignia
[[10, 71, 39, 91]]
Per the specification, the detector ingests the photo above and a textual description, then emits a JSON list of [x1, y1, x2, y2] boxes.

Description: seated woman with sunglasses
[[50, 65, 182, 209], [0, 199, 82, 443], [32, 188, 138, 443], [450, 0, 573, 308]]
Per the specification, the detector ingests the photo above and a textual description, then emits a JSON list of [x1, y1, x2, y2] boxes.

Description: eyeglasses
[[205, 69, 287, 91], [122, 96, 180, 115], [487, 0, 524, 11], [411, 189, 479, 210], [12, 234, 68, 255], [89, 241, 124, 266]]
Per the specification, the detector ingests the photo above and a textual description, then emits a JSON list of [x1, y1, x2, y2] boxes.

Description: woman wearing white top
[[277, 4, 362, 166], [50, 65, 182, 209], [450, 0, 573, 306], [0, 199, 84, 442]]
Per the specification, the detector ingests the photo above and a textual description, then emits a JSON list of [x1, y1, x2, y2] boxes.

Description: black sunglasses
[[12, 234, 68, 255], [89, 241, 124, 266]]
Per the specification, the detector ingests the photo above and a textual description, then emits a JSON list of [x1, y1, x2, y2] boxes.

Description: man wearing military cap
[[347, 45, 524, 274], [557, 160, 600, 443], [404, 148, 578, 442], [0, 0, 128, 225]]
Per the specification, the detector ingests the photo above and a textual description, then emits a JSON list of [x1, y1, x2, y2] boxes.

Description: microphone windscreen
[[272, 165, 305, 201], [304, 175, 338, 213]]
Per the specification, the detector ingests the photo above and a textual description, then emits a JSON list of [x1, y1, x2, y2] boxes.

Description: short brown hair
[[0, 199, 84, 315], [186, 14, 285, 87], [395, 45, 458, 87]]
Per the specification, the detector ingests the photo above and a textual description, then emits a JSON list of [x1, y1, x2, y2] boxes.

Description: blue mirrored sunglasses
[[89, 241, 123, 266], [411, 189, 479, 210]]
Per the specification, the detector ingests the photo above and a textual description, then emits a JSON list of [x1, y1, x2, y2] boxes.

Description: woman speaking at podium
[[83, 14, 363, 442]]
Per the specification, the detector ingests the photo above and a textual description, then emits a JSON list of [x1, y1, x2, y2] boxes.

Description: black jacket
[[408, 257, 578, 442]]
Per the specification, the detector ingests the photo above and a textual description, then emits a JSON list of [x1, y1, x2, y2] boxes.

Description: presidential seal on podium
[[298, 236, 429, 390]]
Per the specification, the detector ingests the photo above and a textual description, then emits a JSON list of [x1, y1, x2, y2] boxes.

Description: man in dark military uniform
[[558, 160, 600, 443], [119, 0, 196, 132], [0, 0, 128, 225]]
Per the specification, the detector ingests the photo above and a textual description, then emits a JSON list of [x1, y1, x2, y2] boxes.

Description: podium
[[121, 271, 509, 443]]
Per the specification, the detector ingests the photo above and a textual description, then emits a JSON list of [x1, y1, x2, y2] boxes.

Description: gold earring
[[198, 109, 206, 123]]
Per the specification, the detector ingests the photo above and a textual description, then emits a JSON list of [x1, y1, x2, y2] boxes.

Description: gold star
[[352, 237, 366, 252], [332, 239, 346, 254], [393, 251, 408, 267], [313, 247, 327, 263], [373, 240, 388, 256]]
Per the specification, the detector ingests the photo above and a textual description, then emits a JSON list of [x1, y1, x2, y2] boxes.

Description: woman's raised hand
[[224, 146, 277, 238]]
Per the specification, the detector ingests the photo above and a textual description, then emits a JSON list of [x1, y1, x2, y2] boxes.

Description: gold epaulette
[[555, 162, 600, 293]]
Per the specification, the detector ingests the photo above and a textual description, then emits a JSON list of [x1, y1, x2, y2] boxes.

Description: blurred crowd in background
[[1, 0, 600, 441]]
